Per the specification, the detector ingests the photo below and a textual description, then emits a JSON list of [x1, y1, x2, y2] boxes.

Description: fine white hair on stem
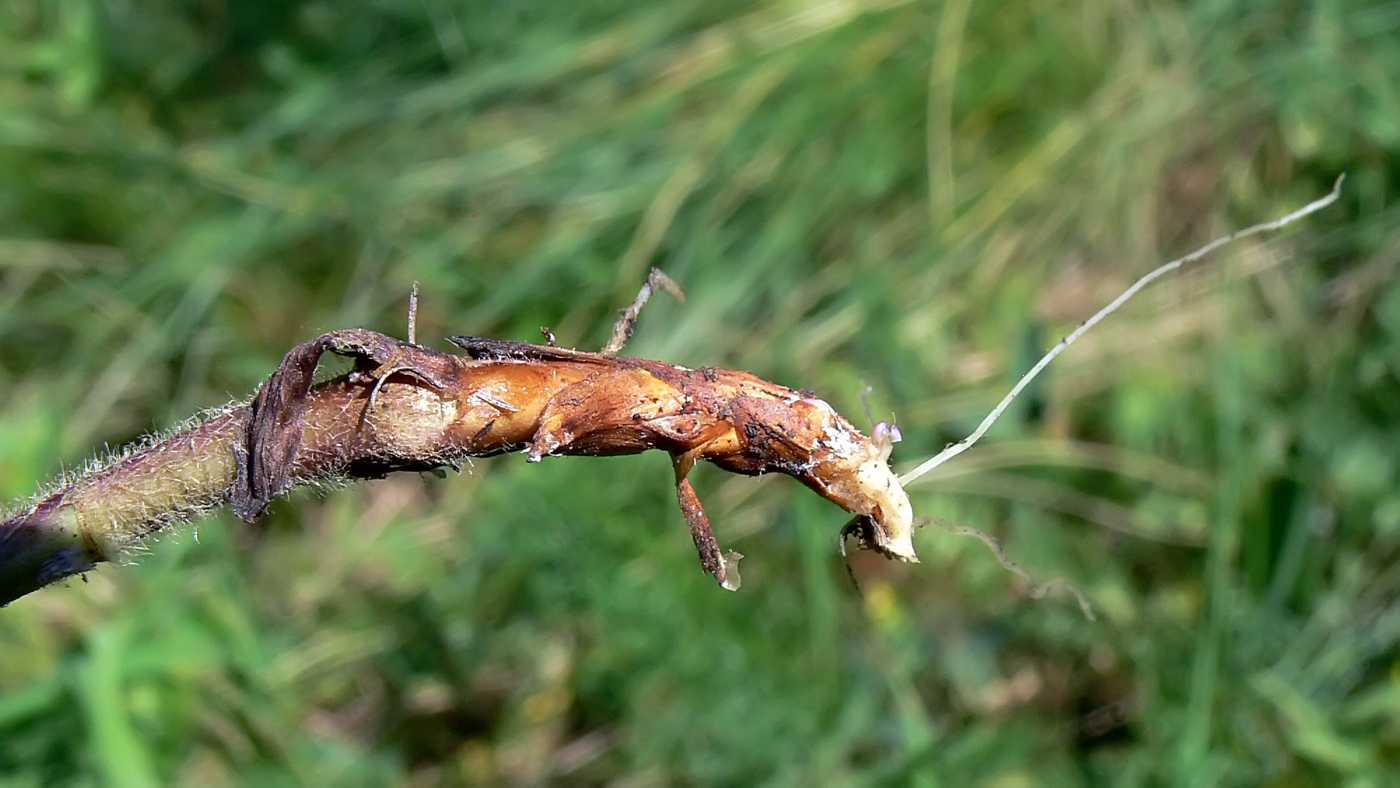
[[900, 174, 1346, 486]]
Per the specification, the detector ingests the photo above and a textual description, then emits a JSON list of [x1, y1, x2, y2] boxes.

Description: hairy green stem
[[0, 377, 457, 606], [0, 411, 246, 604]]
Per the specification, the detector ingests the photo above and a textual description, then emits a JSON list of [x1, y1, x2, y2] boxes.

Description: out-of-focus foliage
[[1, 0, 1397, 785]]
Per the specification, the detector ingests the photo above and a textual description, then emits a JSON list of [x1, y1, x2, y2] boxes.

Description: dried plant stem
[[1, 274, 915, 605], [0, 180, 1345, 610], [900, 175, 1345, 485]]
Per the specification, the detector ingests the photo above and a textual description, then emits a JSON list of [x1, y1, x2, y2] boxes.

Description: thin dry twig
[[601, 267, 685, 356]]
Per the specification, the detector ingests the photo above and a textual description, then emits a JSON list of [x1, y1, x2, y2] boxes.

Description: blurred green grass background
[[1, 0, 1397, 785]]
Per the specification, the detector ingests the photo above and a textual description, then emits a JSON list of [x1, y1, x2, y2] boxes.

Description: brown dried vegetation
[[0, 273, 915, 605]]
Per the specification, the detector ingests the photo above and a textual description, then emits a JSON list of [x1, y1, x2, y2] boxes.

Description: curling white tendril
[[899, 174, 1345, 487]]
